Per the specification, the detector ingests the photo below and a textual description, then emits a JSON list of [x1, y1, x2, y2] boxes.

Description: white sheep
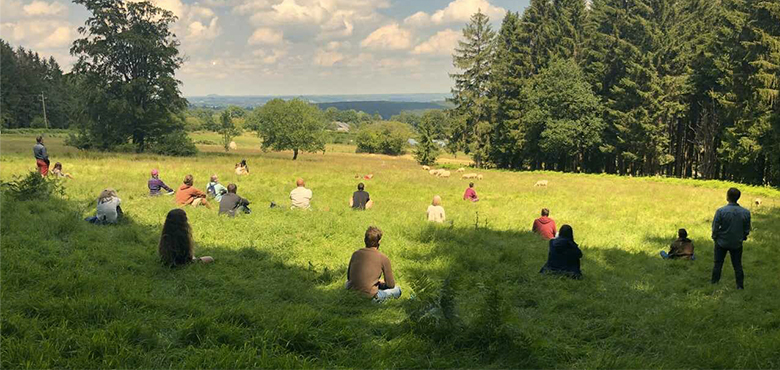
[[422, 165, 431, 171], [477, 174, 483, 180], [228, 141, 237, 150], [462, 173, 478, 179], [439, 170, 451, 178], [755, 198, 762, 207], [535, 180, 548, 187], [457, 167, 465, 172]]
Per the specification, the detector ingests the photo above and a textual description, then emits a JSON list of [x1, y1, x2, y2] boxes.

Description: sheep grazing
[[457, 168, 465, 172], [229, 141, 237, 150], [462, 173, 478, 179], [755, 198, 762, 207], [535, 180, 549, 187], [429, 169, 440, 176], [439, 170, 451, 178], [477, 174, 483, 180], [422, 165, 431, 171]]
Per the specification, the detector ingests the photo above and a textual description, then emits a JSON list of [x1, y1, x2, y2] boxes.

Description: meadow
[[2, 133, 780, 368]]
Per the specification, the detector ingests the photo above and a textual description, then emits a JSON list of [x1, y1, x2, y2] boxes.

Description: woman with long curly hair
[[158, 209, 214, 267]]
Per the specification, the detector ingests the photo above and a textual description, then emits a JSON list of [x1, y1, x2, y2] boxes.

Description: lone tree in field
[[415, 114, 440, 165], [449, 10, 495, 168], [218, 111, 240, 152], [252, 98, 326, 160], [69, 0, 186, 152]]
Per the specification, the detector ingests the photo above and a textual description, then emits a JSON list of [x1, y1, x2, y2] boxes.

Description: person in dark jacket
[[711, 188, 751, 289], [33, 136, 50, 176], [532, 208, 557, 240], [349, 182, 373, 210], [661, 229, 695, 260], [219, 183, 251, 217], [540, 225, 582, 279]]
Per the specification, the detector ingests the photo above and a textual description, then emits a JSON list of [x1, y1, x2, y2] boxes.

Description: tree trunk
[[292, 148, 299, 160]]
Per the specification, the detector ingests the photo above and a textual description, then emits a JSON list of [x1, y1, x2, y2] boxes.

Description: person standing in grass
[[540, 225, 582, 279], [532, 208, 557, 240], [33, 136, 50, 176], [346, 226, 401, 302], [86, 189, 122, 224], [206, 174, 228, 202], [661, 229, 695, 260], [219, 183, 251, 217], [176, 174, 211, 209], [711, 187, 751, 289], [463, 182, 479, 202], [350, 182, 373, 210], [159, 209, 214, 267], [290, 178, 313, 209], [427, 195, 446, 223], [148, 169, 174, 196]]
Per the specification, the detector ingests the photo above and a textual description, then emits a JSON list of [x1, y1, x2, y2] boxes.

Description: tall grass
[[1, 134, 779, 368]]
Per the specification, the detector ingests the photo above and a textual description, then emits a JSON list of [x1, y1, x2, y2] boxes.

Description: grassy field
[[2, 134, 780, 368]]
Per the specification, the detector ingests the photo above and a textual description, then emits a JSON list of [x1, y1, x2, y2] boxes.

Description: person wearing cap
[[148, 169, 174, 196], [290, 178, 313, 209]]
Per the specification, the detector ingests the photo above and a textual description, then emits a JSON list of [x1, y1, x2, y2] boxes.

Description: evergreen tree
[[415, 114, 441, 166], [449, 10, 496, 168]]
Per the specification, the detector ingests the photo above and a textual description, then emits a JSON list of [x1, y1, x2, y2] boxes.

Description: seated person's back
[[346, 226, 400, 301], [351, 182, 372, 210], [463, 183, 479, 202], [96, 189, 122, 223], [540, 225, 582, 278], [532, 208, 557, 240], [665, 228, 695, 260], [148, 169, 173, 196], [219, 183, 251, 217], [427, 195, 446, 223], [290, 178, 312, 209]]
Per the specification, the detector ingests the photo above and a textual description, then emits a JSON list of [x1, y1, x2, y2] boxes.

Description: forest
[[449, 0, 780, 186]]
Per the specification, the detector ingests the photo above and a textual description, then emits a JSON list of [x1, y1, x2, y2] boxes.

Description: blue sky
[[1, 0, 530, 96]]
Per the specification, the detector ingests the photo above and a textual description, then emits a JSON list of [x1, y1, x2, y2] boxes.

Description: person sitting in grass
[[158, 209, 214, 267], [427, 195, 446, 223], [540, 225, 583, 279], [350, 182, 373, 210], [176, 175, 211, 208], [148, 169, 174, 196], [235, 159, 249, 176], [290, 178, 313, 209], [532, 208, 557, 240], [463, 182, 479, 202], [661, 229, 695, 260], [219, 183, 251, 217], [86, 189, 123, 224], [206, 174, 228, 202], [51, 162, 74, 179], [346, 226, 401, 302]]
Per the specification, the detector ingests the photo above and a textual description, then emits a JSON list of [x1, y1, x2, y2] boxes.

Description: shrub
[[1, 171, 65, 201], [149, 130, 198, 157], [355, 121, 412, 156]]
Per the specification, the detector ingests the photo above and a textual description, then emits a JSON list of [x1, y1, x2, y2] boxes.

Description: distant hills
[[186, 93, 452, 118]]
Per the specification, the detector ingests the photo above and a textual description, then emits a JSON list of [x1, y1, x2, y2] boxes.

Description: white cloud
[[412, 29, 460, 56], [314, 48, 344, 67], [404, 0, 505, 27], [360, 23, 412, 50], [187, 18, 222, 41], [0, 20, 73, 49], [248, 27, 284, 45], [37, 26, 72, 48], [252, 48, 288, 64], [22, 0, 68, 17]]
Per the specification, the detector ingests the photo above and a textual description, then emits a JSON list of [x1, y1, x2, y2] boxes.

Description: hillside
[[316, 101, 451, 119]]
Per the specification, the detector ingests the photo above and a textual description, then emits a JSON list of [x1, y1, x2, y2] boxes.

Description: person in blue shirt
[[711, 187, 751, 289]]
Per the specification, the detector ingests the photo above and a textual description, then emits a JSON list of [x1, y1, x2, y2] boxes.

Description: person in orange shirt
[[175, 174, 211, 209]]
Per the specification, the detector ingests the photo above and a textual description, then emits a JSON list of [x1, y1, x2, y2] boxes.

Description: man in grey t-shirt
[[711, 187, 751, 289]]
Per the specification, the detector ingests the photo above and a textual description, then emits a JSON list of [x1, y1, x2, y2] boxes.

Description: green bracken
[[1, 134, 779, 368]]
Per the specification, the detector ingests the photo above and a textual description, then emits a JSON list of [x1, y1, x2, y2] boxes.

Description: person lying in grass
[[346, 226, 401, 302], [148, 169, 174, 196], [219, 183, 251, 217], [159, 209, 214, 267], [463, 182, 479, 202], [51, 162, 74, 179], [206, 174, 228, 202], [427, 195, 446, 223], [661, 229, 695, 260], [85, 188, 122, 225], [540, 225, 583, 279], [176, 174, 211, 209], [349, 182, 373, 210]]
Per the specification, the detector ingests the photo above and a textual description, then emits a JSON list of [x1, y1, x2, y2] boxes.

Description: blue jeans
[[660, 251, 696, 260], [373, 286, 402, 303]]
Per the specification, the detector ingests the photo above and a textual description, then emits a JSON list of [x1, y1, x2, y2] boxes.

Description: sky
[[1, 0, 530, 96]]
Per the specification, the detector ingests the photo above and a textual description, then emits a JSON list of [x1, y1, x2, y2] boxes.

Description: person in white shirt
[[290, 178, 313, 209], [86, 189, 122, 224], [427, 195, 446, 223]]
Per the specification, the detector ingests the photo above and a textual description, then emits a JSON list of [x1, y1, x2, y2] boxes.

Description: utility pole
[[39, 92, 49, 130]]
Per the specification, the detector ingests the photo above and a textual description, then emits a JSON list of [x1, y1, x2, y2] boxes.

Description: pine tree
[[415, 114, 440, 166], [449, 10, 496, 168]]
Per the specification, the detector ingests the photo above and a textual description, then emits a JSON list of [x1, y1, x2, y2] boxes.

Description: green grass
[[2, 134, 780, 368]]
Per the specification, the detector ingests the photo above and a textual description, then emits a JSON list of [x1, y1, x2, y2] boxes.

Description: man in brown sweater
[[346, 226, 401, 302]]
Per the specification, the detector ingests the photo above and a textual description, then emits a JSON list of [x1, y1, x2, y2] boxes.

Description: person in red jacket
[[463, 182, 479, 202], [532, 208, 557, 240]]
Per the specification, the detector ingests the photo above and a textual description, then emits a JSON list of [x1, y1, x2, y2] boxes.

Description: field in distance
[[1, 133, 779, 368]]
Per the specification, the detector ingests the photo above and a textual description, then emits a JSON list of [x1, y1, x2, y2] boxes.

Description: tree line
[[450, 0, 780, 186]]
